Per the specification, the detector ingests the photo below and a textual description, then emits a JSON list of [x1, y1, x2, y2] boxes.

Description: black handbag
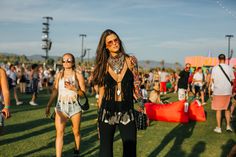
[[78, 91, 89, 111], [134, 110, 147, 130]]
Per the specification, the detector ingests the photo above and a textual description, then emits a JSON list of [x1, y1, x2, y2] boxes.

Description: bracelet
[[4, 105, 10, 109]]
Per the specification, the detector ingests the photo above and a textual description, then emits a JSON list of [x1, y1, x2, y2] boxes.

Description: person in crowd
[[171, 71, 178, 93], [211, 54, 234, 133], [7, 64, 23, 105], [93, 29, 142, 157], [43, 67, 50, 88], [29, 64, 39, 106], [193, 67, 206, 105], [148, 69, 154, 88], [45, 53, 86, 157], [177, 63, 191, 101], [230, 66, 236, 120], [48, 69, 56, 93], [149, 84, 162, 104], [18, 66, 27, 93], [159, 68, 169, 95], [140, 84, 148, 107], [205, 68, 212, 96], [0, 67, 11, 134], [188, 68, 195, 95]]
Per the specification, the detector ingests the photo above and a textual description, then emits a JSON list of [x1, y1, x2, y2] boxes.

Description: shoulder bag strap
[[219, 65, 232, 85]]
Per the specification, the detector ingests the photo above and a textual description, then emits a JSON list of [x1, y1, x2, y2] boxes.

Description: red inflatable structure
[[145, 100, 189, 123], [145, 99, 206, 123], [188, 100, 206, 122]]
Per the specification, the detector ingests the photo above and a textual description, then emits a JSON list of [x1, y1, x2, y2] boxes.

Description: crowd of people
[[0, 30, 236, 156]]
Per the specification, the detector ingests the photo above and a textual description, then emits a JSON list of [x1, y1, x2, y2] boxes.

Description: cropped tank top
[[98, 67, 135, 125], [57, 75, 78, 105]]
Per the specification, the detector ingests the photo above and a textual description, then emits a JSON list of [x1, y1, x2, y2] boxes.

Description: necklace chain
[[108, 53, 125, 74]]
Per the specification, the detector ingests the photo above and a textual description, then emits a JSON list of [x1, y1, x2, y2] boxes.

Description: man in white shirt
[[211, 54, 234, 133], [159, 68, 169, 95], [193, 67, 205, 105]]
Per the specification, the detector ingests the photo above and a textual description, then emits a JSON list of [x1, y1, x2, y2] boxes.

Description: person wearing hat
[[149, 84, 161, 104]]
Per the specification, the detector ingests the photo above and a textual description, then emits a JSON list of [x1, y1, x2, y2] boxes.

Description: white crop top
[[57, 75, 78, 105]]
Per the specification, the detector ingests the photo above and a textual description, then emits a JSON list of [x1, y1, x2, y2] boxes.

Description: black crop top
[[98, 68, 135, 125]]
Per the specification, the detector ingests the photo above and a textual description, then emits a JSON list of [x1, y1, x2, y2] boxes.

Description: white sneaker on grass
[[226, 126, 233, 132], [214, 127, 222, 133], [16, 101, 23, 105], [29, 101, 38, 106]]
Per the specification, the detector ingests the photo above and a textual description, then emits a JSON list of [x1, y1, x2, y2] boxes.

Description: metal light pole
[[225, 35, 234, 65], [79, 34, 87, 63], [86, 48, 91, 64], [42, 16, 53, 63]]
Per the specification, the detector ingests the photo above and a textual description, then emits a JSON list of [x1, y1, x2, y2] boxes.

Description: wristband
[[4, 105, 10, 109]]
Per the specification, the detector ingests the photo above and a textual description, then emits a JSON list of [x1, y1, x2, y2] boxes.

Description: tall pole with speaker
[[42, 16, 53, 64]]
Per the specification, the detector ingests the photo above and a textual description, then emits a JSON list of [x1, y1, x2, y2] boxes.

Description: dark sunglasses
[[106, 38, 119, 47], [62, 58, 73, 63]]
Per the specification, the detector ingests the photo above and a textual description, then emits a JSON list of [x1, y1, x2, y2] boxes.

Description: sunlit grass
[[0, 91, 235, 157]]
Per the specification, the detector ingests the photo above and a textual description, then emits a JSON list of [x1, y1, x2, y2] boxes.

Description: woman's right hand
[[45, 106, 50, 117]]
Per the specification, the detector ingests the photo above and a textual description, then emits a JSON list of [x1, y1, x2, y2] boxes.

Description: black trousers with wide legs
[[99, 121, 137, 157]]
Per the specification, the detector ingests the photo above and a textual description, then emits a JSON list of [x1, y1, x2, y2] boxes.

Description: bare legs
[[55, 111, 67, 157], [71, 113, 81, 150], [216, 110, 231, 128], [55, 111, 81, 157]]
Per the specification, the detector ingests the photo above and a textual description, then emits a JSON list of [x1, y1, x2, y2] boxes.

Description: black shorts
[[32, 79, 38, 94]]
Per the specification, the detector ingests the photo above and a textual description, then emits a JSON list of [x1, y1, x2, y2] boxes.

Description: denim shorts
[[55, 102, 82, 118]]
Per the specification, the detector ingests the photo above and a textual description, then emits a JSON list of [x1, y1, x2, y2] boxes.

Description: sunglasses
[[106, 38, 119, 47], [62, 58, 73, 63]]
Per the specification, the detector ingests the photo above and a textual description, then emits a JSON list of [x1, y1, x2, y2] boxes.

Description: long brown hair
[[93, 29, 129, 86]]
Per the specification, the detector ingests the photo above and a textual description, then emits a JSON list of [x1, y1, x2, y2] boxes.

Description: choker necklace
[[108, 53, 125, 74]]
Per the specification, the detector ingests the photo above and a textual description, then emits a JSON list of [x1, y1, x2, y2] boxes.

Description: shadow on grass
[[220, 139, 236, 157], [160, 96, 171, 102], [188, 141, 206, 157], [14, 122, 98, 156], [0, 124, 55, 146], [3, 118, 52, 136], [10, 104, 47, 114], [14, 122, 122, 157], [148, 121, 196, 157]]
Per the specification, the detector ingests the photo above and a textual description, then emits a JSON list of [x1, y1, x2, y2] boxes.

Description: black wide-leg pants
[[99, 121, 137, 157]]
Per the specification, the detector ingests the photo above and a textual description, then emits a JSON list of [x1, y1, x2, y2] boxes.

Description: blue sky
[[0, 0, 236, 64]]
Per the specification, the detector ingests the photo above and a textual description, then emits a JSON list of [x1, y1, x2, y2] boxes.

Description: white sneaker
[[164, 92, 167, 95], [29, 101, 38, 106], [226, 126, 233, 132], [16, 101, 23, 105], [214, 127, 222, 133]]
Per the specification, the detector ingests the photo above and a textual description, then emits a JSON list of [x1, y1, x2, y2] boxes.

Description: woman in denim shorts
[[45, 53, 86, 157]]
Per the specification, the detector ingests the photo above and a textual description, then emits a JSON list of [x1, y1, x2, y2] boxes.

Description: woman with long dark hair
[[45, 53, 85, 157], [93, 29, 142, 157]]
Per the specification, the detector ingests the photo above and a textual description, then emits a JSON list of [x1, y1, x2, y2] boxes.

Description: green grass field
[[0, 90, 236, 157]]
